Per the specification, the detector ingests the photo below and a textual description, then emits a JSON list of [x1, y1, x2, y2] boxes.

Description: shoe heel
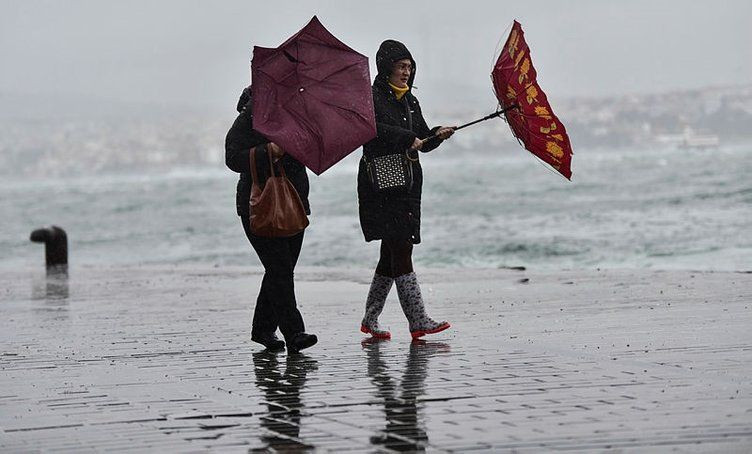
[[411, 322, 450, 339], [361, 325, 392, 339]]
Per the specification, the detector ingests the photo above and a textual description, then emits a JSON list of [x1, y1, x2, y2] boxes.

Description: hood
[[375, 40, 416, 88], [236, 86, 252, 113]]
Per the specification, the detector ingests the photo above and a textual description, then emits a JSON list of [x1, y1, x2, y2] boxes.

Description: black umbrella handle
[[419, 104, 519, 145]]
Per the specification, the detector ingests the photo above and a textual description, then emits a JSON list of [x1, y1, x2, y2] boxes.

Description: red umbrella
[[421, 21, 573, 180], [251, 16, 376, 175], [492, 21, 573, 179]]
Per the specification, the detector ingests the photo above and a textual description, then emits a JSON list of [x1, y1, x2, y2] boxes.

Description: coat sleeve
[[411, 97, 444, 153], [375, 121, 417, 150], [224, 109, 269, 174]]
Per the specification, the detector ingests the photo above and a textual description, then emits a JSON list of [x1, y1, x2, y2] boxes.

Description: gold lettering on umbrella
[[546, 141, 564, 159], [551, 134, 565, 142], [525, 85, 539, 104], [518, 58, 530, 84], [540, 122, 557, 134], [534, 106, 552, 119], [508, 29, 520, 58], [506, 86, 517, 101]]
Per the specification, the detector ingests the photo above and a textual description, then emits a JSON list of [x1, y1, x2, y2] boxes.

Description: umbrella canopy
[[251, 16, 376, 175], [492, 21, 573, 179]]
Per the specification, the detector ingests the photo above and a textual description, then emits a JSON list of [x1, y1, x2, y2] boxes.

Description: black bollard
[[30, 225, 68, 271]]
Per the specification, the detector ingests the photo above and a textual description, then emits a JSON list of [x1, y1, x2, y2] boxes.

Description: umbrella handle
[[418, 104, 519, 145]]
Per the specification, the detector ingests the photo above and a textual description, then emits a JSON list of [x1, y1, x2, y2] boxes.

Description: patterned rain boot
[[395, 272, 451, 339], [360, 273, 394, 339]]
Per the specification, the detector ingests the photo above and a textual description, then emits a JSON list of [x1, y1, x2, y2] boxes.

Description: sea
[[1, 143, 750, 272]]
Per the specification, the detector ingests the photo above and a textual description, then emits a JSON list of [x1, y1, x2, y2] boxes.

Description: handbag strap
[[250, 145, 285, 185], [398, 96, 414, 136], [250, 146, 260, 184], [403, 96, 419, 161], [271, 149, 287, 178]]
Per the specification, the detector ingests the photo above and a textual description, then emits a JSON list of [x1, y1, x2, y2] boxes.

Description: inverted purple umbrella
[[251, 16, 376, 175]]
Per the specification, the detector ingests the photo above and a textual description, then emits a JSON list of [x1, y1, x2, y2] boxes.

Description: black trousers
[[375, 238, 414, 278], [241, 216, 305, 340]]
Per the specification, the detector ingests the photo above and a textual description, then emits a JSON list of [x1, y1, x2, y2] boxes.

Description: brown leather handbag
[[249, 146, 309, 237]]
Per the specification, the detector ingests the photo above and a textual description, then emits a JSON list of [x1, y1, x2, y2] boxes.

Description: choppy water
[[1, 143, 750, 271]]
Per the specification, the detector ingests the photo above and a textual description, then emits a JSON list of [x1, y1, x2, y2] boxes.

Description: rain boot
[[360, 273, 393, 339], [394, 272, 450, 339]]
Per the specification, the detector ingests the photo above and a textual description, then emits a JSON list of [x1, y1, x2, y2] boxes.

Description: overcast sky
[[1, 0, 751, 114]]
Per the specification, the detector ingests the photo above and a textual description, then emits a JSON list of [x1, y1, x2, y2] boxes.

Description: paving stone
[[1, 265, 751, 451]]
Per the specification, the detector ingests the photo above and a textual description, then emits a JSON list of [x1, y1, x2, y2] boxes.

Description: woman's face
[[389, 58, 412, 88]]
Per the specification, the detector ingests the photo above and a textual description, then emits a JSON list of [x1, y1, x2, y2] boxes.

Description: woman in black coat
[[225, 86, 317, 353], [358, 40, 455, 340]]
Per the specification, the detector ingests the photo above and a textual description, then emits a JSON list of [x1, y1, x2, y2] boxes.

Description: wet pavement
[[1, 265, 751, 452]]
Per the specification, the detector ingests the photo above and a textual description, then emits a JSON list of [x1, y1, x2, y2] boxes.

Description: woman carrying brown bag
[[225, 86, 317, 353]]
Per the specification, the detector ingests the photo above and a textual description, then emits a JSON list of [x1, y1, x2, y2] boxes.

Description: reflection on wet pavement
[[32, 268, 69, 301], [363, 339, 451, 452], [252, 351, 318, 452], [2, 266, 751, 451]]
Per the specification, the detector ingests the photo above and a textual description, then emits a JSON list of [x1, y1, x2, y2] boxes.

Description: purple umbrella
[[251, 16, 376, 175]]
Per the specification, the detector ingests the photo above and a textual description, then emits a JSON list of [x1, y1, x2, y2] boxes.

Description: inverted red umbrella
[[251, 16, 376, 175], [492, 21, 573, 179], [422, 20, 573, 179]]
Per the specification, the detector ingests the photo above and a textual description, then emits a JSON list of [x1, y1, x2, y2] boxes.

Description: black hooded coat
[[225, 87, 310, 219], [357, 40, 444, 244]]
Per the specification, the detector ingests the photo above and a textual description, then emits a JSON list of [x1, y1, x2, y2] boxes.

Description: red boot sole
[[411, 322, 451, 339], [360, 325, 391, 340]]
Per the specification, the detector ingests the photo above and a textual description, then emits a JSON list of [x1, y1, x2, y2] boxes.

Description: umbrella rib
[[502, 106, 569, 151], [530, 152, 570, 179], [510, 106, 571, 141], [302, 60, 365, 84], [507, 111, 564, 146], [288, 104, 326, 171], [304, 91, 373, 123], [491, 21, 515, 69]]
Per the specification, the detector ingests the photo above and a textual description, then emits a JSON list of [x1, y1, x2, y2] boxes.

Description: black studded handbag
[[365, 151, 415, 192], [365, 97, 417, 193]]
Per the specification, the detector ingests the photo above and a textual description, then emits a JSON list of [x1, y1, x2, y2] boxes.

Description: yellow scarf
[[388, 82, 409, 100]]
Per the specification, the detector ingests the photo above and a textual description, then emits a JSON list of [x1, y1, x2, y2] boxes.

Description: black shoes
[[251, 331, 286, 351], [287, 333, 318, 353], [252, 331, 317, 353]]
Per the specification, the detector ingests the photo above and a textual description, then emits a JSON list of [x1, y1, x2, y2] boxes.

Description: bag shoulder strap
[[250, 146, 260, 184], [250, 145, 283, 186], [266, 146, 278, 177], [269, 148, 286, 178], [402, 96, 419, 160]]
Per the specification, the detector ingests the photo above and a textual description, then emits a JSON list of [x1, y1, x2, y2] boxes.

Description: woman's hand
[[410, 137, 424, 151], [266, 142, 285, 161], [436, 126, 456, 140]]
